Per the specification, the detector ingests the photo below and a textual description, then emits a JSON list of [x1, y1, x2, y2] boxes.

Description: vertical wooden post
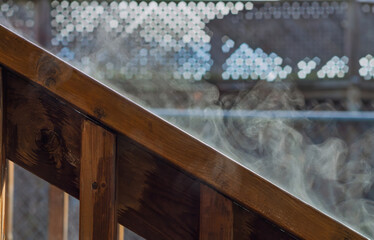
[[0, 67, 7, 240], [80, 120, 117, 240], [199, 184, 233, 240], [5, 161, 14, 240], [48, 185, 69, 240]]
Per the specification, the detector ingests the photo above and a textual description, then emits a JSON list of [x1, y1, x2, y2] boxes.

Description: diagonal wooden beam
[[0, 25, 367, 239]]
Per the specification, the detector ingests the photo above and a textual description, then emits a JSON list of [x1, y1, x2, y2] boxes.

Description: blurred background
[[2, 0, 374, 239]]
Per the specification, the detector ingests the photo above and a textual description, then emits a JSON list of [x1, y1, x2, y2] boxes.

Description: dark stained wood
[[4, 70, 81, 198], [80, 120, 117, 240], [233, 203, 297, 240], [116, 135, 200, 240], [0, 66, 6, 240], [2, 68, 300, 240], [3, 70, 201, 239], [48, 185, 68, 240], [0, 25, 367, 239], [200, 184, 233, 240]]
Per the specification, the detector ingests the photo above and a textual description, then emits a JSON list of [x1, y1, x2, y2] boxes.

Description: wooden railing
[[0, 24, 368, 239]]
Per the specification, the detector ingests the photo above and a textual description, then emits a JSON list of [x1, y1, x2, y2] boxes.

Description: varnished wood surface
[[233, 203, 297, 240], [4, 70, 81, 198], [4, 70, 200, 239], [117, 135, 200, 240], [48, 185, 68, 240], [200, 184, 233, 240], [80, 120, 116, 240], [0, 25, 367, 239], [2, 72, 297, 239]]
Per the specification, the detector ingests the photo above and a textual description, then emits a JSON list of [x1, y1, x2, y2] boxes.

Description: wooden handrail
[[0, 24, 367, 239]]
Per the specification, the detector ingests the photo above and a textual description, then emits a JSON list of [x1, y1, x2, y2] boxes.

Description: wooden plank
[[0, 26, 366, 239], [116, 135, 200, 240], [48, 185, 68, 240], [80, 120, 116, 240], [0, 67, 5, 240], [5, 161, 14, 240], [4, 70, 200, 239], [2, 69, 296, 240], [117, 135, 297, 240], [199, 184, 233, 240], [2, 74, 299, 239], [4, 70, 82, 198], [233, 203, 296, 240]]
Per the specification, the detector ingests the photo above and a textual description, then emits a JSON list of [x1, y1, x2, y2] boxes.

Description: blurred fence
[[3, 0, 374, 112], [3, 0, 374, 83]]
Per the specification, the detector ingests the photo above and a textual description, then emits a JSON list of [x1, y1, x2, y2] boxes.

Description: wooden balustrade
[[0, 24, 368, 240]]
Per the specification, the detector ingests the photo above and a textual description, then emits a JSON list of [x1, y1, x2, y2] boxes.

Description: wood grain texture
[[0, 67, 5, 240], [116, 135, 200, 240], [0, 25, 366, 239], [2, 69, 301, 240], [48, 185, 68, 240], [3, 71, 200, 239], [4, 70, 82, 198], [200, 184, 233, 240], [80, 120, 116, 240], [233, 203, 297, 240]]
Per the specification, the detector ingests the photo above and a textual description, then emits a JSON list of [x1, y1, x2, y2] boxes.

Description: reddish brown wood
[[5, 70, 82, 198], [0, 25, 366, 240], [80, 120, 116, 240], [117, 135, 200, 240], [4, 71, 201, 239], [200, 184, 233, 240], [233, 203, 296, 240], [3, 66, 298, 240], [48, 185, 68, 240]]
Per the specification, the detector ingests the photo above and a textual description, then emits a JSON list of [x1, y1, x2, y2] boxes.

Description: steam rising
[[161, 82, 374, 237], [2, 3, 374, 238]]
